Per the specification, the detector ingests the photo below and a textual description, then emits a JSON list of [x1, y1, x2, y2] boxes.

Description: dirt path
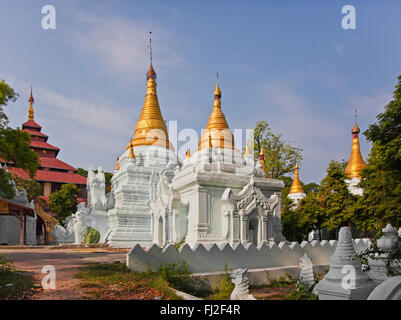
[[0, 247, 128, 300]]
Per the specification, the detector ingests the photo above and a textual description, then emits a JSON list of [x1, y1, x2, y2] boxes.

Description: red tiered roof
[[38, 157, 77, 171], [30, 140, 60, 151], [22, 128, 48, 139], [2, 90, 88, 205], [22, 120, 41, 129], [8, 167, 87, 185]]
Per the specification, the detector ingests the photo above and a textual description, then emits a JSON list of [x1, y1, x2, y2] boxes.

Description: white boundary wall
[[127, 239, 371, 273]]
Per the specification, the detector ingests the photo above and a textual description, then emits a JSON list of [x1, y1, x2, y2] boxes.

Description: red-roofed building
[[1, 89, 87, 202]]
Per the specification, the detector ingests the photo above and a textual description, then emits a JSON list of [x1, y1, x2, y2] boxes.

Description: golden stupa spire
[[127, 33, 172, 150], [259, 147, 268, 178], [198, 73, 234, 150], [115, 157, 120, 170], [345, 119, 366, 179], [244, 140, 250, 155], [28, 86, 34, 121], [128, 143, 136, 159], [289, 162, 304, 194]]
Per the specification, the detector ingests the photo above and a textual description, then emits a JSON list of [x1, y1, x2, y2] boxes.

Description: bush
[[84, 227, 100, 244]]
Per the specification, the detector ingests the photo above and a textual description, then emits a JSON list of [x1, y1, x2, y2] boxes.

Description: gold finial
[[345, 121, 366, 179], [214, 72, 221, 97], [259, 147, 268, 178], [127, 41, 173, 151], [146, 32, 156, 80], [185, 148, 191, 158], [289, 162, 304, 194], [244, 140, 250, 155], [115, 157, 120, 170], [198, 76, 234, 150], [28, 86, 34, 121], [128, 143, 135, 159]]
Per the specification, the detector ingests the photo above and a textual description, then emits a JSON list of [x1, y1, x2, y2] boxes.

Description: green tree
[[49, 183, 79, 224], [354, 75, 401, 233], [10, 174, 43, 202], [292, 161, 357, 240], [253, 121, 303, 179], [0, 80, 39, 198]]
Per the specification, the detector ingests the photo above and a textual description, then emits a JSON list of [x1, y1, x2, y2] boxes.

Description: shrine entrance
[[248, 217, 259, 246]]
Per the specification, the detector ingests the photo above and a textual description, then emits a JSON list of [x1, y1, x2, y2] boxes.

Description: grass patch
[[266, 273, 297, 288], [207, 263, 234, 300], [283, 282, 318, 300], [75, 262, 183, 300], [0, 254, 36, 300]]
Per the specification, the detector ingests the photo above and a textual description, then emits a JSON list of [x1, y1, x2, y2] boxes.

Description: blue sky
[[1, 0, 400, 183]]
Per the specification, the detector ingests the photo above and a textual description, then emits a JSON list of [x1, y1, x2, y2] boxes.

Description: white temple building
[[105, 59, 287, 248]]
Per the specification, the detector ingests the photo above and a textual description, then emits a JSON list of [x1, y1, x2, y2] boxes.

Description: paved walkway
[[0, 247, 128, 300]]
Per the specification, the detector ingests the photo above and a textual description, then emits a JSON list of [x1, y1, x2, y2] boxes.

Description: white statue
[[53, 216, 75, 243], [230, 268, 256, 300], [298, 253, 315, 289], [87, 166, 107, 210], [72, 203, 90, 244]]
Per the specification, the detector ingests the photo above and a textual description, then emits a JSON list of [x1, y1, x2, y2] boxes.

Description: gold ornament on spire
[[115, 158, 120, 170], [289, 162, 304, 194], [185, 148, 191, 159], [198, 75, 234, 150], [127, 35, 173, 151], [345, 122, 366, 179], [259, 147, 268, 178], [28, 87, 34, 121], [128, 143, 136, 159]]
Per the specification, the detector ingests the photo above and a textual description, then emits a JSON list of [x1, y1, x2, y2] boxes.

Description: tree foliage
[[10, 174, 43, 202], [49, 183, 79, 224], [253, 121, 303, 179], [283, 161, 357, 241], [0, 80, 39, 199], [353, 75, 401, 233]]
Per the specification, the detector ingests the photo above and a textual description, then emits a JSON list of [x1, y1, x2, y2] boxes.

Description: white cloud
[[37, 87, 132, 136], [73, 16, 183, 81]]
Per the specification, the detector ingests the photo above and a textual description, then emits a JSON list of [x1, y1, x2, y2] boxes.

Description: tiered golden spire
[[28, 87, 34, 121], [198, 75, 234, 150], [259, 147, 268, 178], [127, 34, 173, 150], [345, 122, 366, 179], [289, 162, 304, 194]]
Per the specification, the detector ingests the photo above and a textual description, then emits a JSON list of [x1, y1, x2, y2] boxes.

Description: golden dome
[[198, 82, 234, 150], [127, 65, 173, 150], [289, 162, 304, 194], [345, 122, 366, 179], [28, 87, 34, 121]]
